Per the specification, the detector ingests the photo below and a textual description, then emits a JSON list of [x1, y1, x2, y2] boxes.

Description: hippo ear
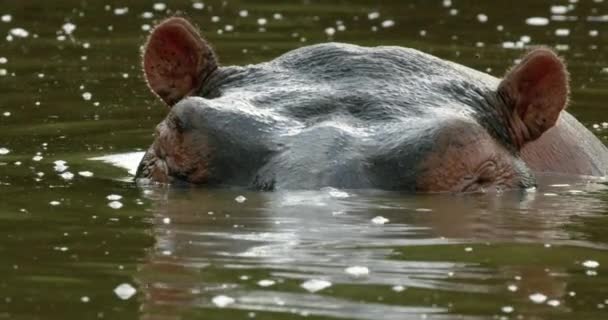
[[498, 48, 569, 148], [143, 17, 218, 106]]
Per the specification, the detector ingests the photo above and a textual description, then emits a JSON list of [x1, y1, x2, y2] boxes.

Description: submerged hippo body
[[136, 18, 608, 192]]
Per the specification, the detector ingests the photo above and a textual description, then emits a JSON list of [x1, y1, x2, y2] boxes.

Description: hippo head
[[136, 17, 570, 193]]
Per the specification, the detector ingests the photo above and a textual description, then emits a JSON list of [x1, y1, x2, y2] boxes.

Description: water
[[2, 1, 608, 319]]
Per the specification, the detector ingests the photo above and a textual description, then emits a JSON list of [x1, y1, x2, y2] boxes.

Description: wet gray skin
[[136, 18, 608, 192]]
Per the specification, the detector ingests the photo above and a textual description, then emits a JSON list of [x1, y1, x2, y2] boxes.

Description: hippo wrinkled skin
[[136, 17, 608, 192]]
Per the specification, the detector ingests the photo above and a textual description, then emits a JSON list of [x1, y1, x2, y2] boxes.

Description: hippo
[[135, 17, 608, 192]]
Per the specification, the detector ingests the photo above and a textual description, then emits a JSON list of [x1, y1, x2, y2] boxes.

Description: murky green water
[[2, 1, 608, 319]]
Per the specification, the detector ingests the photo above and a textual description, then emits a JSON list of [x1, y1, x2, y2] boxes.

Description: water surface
[[2, 1, 608, 319]]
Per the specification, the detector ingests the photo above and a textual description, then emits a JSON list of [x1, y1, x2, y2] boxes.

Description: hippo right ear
[[497, 48, 569, 148], [143, 17, 218, 106]]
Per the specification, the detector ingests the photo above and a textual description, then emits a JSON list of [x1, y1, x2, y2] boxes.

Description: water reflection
[[134, 176, 608, 319]]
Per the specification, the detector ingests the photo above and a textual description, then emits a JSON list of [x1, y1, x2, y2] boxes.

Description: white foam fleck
[[114, 283, 136, 300], [392, 285, 406, 292], [212, 295, 235, 308], [582, 260, 600, 269], [301, 279, 332, 293], [78, 171, 94, 177], [529, 293, 547, 304], [235, 195, 247, 203], [555, 28, 570, 36], [113, 7, 128, 15], [53, 160, 68, 172], [501, 306, 514, 313], [257, 279, 276, 287], [381, 20, 395, 28], [345, 266, 369, 277], [60, 172, 74, 180], [0, 148, 9, 155], [107, 194, 122, 201], [9, 28, 29, 38], [62, 23, 76, 35], [153, 3, 167, 11], [108, 201, 123, 209], [526, 17, 549, 26], [371, 216, 389, 225]]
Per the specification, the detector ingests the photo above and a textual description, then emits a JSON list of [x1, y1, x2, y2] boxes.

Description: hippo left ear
[[498, 48, 569, 148], [143, 17, 218, 106]]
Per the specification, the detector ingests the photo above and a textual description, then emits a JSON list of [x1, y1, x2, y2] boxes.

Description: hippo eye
[[460, 160, 499, 193]]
